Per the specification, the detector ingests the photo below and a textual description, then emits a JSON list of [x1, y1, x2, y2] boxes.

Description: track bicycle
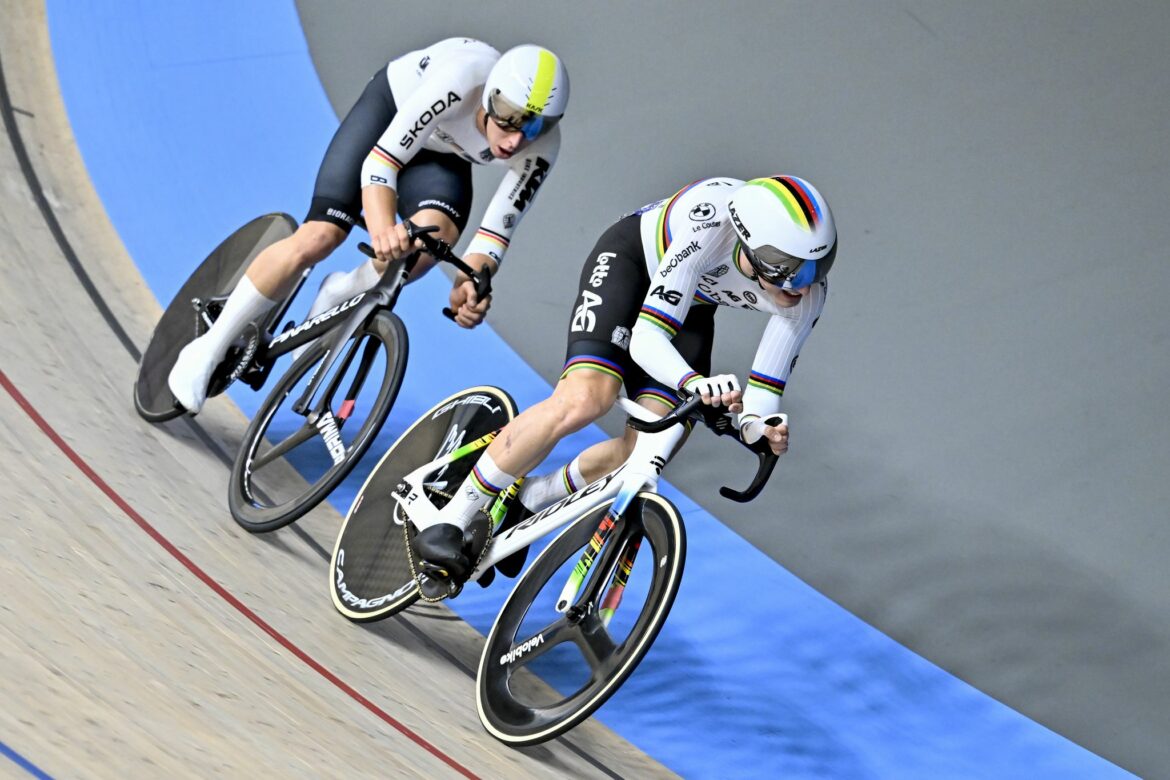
[[133, 214, 488, 532], [328, 384, 779, 745]]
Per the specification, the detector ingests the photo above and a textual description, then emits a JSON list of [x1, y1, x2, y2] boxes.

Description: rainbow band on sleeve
[[748, 370, 787, 396], [654, 180, 704, 259], [638, 304, 682, 337], [752, 176, 823, 233], [693, 288, 718, 305], [369, 144, 404, 172], [561, 355, 624, 382], [679, 371, 701, 390], [475, 227, 509, 250], [470, 465, 506, 497]]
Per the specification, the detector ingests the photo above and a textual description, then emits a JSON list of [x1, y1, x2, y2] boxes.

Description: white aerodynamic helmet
[[482, 44, 569, 140], [727, 176, 837, 289]]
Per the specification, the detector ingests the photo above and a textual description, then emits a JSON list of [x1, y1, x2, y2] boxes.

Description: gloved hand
[[741, 413, 789, 456], [683, 373, 743, 413]]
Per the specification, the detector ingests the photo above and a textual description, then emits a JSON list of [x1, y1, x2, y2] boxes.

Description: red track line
[[0, 369, 479, 780]]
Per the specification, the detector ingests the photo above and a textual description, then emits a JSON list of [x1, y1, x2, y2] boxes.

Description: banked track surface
[[0, 3, 672, 777]]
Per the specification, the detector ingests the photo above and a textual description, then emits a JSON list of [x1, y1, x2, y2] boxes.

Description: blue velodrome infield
[[45, 3, 1125, 778]]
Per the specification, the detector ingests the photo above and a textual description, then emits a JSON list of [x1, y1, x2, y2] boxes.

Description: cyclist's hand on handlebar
[[742, 414, 789, 456], [370, 222, 418, 264], [685, 373, 743, 414], [449, 276, 491, 328]]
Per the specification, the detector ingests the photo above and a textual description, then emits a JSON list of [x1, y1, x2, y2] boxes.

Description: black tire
[[134, 213, 297, 422], [228, 310, 408, 532], [330, 386, 518, 622], [476, 492, 686, 746]]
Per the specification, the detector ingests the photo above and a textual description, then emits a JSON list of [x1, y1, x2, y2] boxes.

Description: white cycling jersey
[[360, 38, 560, 266], [628, 177, 826, 427]]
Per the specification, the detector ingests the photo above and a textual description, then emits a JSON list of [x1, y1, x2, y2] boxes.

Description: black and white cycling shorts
[[562, 214, 714, 408], [305, 67, 473, 234]]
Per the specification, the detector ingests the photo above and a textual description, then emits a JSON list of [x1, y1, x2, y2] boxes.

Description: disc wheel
[[476, 492, 685, 746], [329, 386, 517, 621], [134, 213, 296, 422], [228, 310, 408, 532]]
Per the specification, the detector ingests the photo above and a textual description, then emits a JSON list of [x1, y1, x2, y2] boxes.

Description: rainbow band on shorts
[[561, 355, 624, 381]]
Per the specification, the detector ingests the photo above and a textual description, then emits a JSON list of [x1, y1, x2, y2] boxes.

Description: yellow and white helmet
[[482, 45, 569, 140]]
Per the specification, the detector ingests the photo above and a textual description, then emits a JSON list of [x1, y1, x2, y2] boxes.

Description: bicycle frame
[[392, 396, 688, 582]]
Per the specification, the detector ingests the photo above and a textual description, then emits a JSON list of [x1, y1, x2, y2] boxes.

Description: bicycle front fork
[[555, 486, 643, 622]]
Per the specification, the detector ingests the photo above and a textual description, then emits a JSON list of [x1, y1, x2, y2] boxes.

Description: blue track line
[[0, 740, 53, 780]]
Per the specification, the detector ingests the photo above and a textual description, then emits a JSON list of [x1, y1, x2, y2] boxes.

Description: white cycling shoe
[[167, 336, 221, 414]]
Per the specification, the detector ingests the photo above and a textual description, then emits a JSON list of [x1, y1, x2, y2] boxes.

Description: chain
[[401, 487, 495, 604]]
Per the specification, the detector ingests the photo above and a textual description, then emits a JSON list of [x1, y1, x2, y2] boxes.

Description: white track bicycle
[[329, 384, 778, 746]]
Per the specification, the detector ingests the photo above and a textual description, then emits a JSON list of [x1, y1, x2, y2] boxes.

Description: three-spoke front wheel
[[228, 310, 408, 532], [476, 492, 685, 746]]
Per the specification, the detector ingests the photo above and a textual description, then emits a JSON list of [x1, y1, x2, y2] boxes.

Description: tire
[[228, 310, 408, 532], [134, 213, 297, 422], [329, 386, 518, 622], [476, 492, 686, 746]]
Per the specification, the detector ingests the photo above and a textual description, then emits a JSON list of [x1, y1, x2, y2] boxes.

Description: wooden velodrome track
[[0, 3, 671, 777]]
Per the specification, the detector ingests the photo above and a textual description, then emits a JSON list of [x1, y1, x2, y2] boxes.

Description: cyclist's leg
[[414, 215, 647, 578], [412, 369, 623, 579], [397, 149, 472, 280], [167, 68, 391, 412], [520, 302, 716, 507], [299, 149, 471, 324]]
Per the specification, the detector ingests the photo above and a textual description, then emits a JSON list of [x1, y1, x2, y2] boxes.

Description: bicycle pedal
[[419, 570, 462, 601]]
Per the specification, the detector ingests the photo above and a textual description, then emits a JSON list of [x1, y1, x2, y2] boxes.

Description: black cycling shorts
[[562, 215, 715, 407], [305, 68, 473, 234]]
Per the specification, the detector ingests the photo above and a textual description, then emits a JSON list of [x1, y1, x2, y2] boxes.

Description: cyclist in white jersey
[[168, 37, 569, 413], [412, 175, 838, 581]]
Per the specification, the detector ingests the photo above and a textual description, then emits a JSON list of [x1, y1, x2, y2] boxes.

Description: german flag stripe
[[475, 228, 509, 248], [369, 145, 403, 171]]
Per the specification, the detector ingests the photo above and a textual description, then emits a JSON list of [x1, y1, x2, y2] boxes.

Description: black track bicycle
[[134, 214, 488, 532]]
